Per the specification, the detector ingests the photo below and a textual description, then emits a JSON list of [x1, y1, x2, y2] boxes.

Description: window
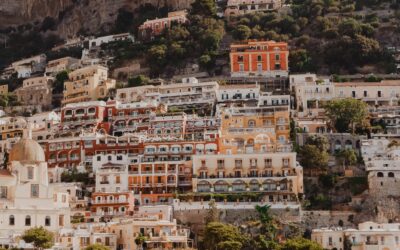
[[0, 186, 7, 198], [116, 176, 121, 184], [9, 215, 14, 225], [257, 55, 262, 61], [352, 91, 356, 98], [45, 216, 51, 226], [274, 63, 281, 70], [25, 215, 31, 226], [31, 184, 39, 198], [378, 91, 382, 97], [364, 90, 367, 97], [59, 215, 64, 227], [239, 64, 244, 72], [265, 158, 272, 167], [248, 120, 256, 127], [27, 166, 34, 179], [275, 54, 280, 61], [238, 55, 244, 62]]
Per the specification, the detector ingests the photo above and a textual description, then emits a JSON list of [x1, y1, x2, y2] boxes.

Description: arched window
[[45, 216, 51, 226], [9, 215, 15, 225], [248, 119, 256, 127], [377, 172, 384, 177], [388, 172, 395, 178], [25, 215, 31, 226]]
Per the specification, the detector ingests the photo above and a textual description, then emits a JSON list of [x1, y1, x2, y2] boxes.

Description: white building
[[10, 54, 47, 78], [93, 154, 131, 193], [217, 84, 260, 103], [0, 138, 71, 249], [312, 221, 400, 250], [291, 74, 400, 118], [88, 33, 134, 49], [225, 0, 283, 16]]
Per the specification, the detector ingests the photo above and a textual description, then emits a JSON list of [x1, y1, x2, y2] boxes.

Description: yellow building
[[63, 65, 116, 105], [219, 105, 291, 154]]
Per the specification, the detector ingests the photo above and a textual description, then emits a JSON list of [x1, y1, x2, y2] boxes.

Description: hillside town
[[1, 0, 400, 250]]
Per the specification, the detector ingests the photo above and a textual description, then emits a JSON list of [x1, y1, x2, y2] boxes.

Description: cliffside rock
[[0, 0, 193, 38]]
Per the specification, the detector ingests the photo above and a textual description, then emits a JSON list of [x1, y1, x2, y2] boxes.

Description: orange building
[[230, 40, 289, 78]]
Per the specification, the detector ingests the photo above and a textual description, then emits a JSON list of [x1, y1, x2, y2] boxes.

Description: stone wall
[[301, 210, 357, 230]]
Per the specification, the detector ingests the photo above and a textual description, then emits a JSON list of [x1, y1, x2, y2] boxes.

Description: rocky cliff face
[[0, 0, 193, 38]]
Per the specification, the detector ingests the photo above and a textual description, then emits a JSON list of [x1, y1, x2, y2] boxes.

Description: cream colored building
[[57, 224, 117, 250], [63, 65, 116, 105], [192, 152, 303, 202], [218, 104, 291, 154], [108, 205, 193, 250], [312, 221, 400, 250], [0, 138, 71, 249], [45, 57, 80, 76], [14, 76, 54, 109], [116, 77, 218, 113]]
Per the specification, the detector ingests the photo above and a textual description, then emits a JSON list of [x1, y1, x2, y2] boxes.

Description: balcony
[[92, 199, 128, 205], [100, 181, 109, 184]]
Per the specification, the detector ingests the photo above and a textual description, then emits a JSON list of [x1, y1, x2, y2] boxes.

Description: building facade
[[63, 65, 116, 105], [230, 40, 289, 78], [225, 0, 283, 16]]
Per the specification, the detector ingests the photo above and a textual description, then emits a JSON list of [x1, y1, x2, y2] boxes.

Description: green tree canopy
[[234, 25, 252, 41], [53, 70, 69, 95], [279, 237, 323, 250], [84, 243, 110, 250], [22, 227, 54, 250], [205, 199, 219, 224], [299, 145, 329, 170], [324, 98, 368, 133], [306, 135, 329, 152], [336, 149, 357, 167], [191, 0, 217, 16], [203, 222, 249, 250]]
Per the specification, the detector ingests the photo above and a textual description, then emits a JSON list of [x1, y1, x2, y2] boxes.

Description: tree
[[203, 222, 248, 250], [306, 135, 329, 152], [134, 234, 148, 250], [53, 70, 69, 94], [22, 227, 54, 250], [128, 75, 149, 87], [324, 98, 368, 133], [217, 240, 242, 250], [234, 25, 252, 40], [255, 204, 278, 241], [205, 199, 219, 224], [338, 18, 362, 37], [336, 149, 357, 167], [299, 145, 329, 170], [84, 244, 110, 250], [279, 237, 323, 250], [289, 49, 314, 73], [191, 0, 217, 16]]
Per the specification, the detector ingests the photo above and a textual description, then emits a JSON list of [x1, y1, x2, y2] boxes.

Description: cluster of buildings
[[0, 38, 301, 249], [0, 2, 399, 246]]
